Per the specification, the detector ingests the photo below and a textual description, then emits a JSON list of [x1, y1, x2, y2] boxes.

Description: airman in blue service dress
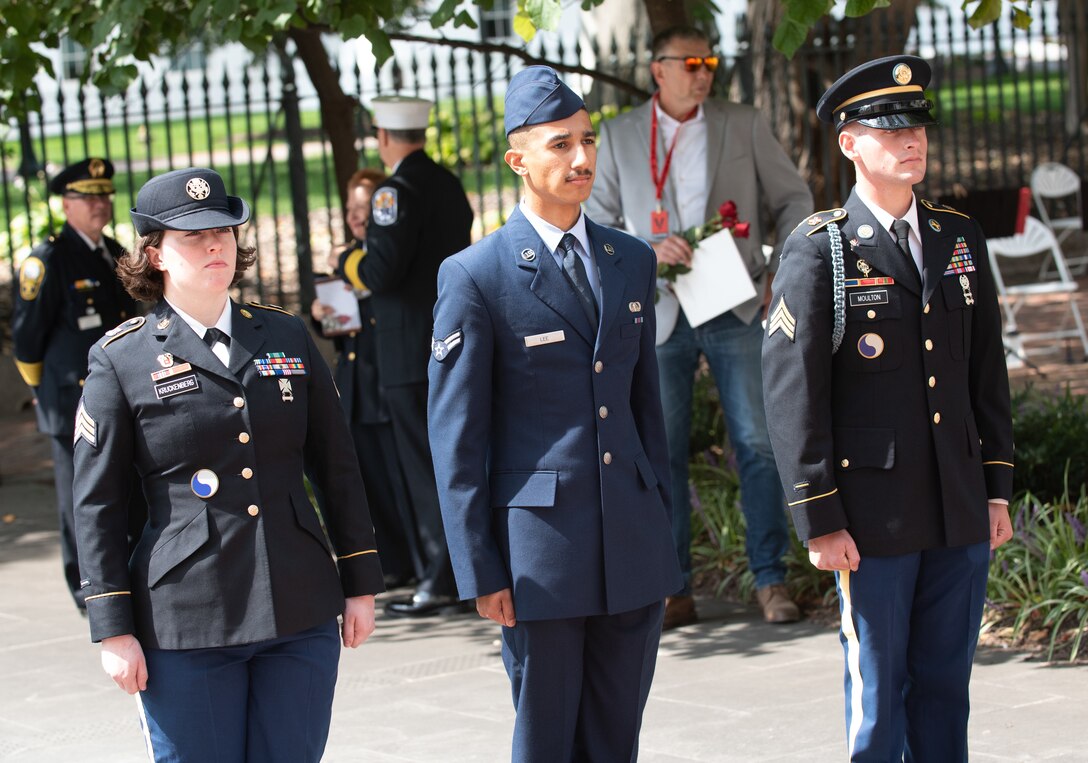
[[340, 96, 474, 615], [428, 67, 682, 762], [11, 158, 143, 611], [762, 57, 1014, 761], [73, 168, 384, 762]]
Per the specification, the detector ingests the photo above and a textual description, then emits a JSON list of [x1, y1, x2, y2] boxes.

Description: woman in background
[[312, 168, 418, 588]]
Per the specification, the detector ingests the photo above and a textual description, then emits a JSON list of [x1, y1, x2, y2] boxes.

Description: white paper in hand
[[671, 228, 757, 327]]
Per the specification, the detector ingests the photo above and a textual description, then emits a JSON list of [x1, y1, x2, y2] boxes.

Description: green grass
[[933, 72, 1066, 121]]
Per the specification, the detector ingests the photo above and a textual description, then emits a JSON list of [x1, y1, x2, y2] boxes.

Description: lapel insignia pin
[[850, 238, 859, 250], [156, 318, 171, 329], [520, 248, 536, 262], [604, 243, 615, 255], [929, 219, 941, 232], [157, 353, 174, 368], [857, 259, 872, 277], [240, 308, 253, 319], [857, 224, 874, 239], [628, 301, 641, 312]]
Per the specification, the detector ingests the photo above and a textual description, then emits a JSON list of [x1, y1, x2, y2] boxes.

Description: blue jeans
[[657, 309, 790, 592]]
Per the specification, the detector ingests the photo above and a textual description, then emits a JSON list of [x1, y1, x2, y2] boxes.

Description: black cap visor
[[841, 98, 937, 131], [131, 197, 250, 236]]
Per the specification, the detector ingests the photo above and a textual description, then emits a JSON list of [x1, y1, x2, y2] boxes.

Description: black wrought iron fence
[[1, 4, 1084, 323]]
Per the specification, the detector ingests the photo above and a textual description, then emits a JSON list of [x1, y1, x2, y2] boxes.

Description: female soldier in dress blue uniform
[[73, 167, 384, 762]]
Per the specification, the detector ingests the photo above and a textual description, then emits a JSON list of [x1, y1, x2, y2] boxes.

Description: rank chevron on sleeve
[[768, 297, 797, 342]]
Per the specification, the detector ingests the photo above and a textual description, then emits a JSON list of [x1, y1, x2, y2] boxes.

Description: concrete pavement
[[2, 408, 1086, 761]]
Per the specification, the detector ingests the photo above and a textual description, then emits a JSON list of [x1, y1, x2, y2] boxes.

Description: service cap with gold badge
[[816, 55, 937, 132], [48, 157, 116, 196]]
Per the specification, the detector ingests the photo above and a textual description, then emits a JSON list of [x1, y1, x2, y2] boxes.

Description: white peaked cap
[[371, 95, 433, 130]]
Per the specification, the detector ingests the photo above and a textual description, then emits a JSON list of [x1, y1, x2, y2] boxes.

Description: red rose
[[732, 222, 751, 239], [718, 200, 737, 221]]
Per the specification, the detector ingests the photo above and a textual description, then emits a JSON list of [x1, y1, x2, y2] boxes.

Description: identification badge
[[848, 289, 889, 307], [651, 208, 669, 236], [77, 313, 103, 331], [524, 330, 566, 347], [154, 374, 200, 399]]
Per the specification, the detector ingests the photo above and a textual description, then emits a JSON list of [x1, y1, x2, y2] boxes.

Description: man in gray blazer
[[586, 24, 812, 628]]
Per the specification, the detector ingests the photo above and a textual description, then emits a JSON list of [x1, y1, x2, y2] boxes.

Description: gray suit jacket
[[587, 99, 813, 326]]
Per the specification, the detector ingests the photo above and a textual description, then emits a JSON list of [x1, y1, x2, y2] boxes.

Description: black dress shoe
[[384, 591, 469, 617]]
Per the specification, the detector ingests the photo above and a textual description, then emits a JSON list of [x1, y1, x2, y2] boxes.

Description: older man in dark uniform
[[340, 97, 474, 616], [762, 57, 1014, 761], [429, 66, 681, 761], [12, 158, 141, 612]]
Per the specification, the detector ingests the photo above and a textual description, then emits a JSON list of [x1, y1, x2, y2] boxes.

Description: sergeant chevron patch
[[767, 297, 796, 342], [74, 400, 97, 448]]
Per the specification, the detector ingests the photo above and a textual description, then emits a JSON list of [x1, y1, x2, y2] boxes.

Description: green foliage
[[987, 491, 1088, 661], [0, 188, 63, 268], [1010, 385, 1088, 504], [774, 0, 1035, 58]]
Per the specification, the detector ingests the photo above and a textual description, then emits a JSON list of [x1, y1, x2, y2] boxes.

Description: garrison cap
[[49, 158, 115, 196], [504, 66, 586, 135], [371, 95, 432, 130], [130, 167, 250, 236], [817, 55, 937, 131]]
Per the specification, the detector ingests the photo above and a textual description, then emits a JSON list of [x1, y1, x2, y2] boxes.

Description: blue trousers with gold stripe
[[836, 542, 989, 762], [137, 620, 340, 762]]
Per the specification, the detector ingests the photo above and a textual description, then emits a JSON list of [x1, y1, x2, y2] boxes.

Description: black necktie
[[203, 327, 230, 348], [558, 233, 598, 326], [891, 219, 921, 286]]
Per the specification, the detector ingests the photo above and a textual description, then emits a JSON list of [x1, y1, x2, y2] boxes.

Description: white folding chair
[[987, 216, 1088, 362], [1031, 162, 1087, 277]]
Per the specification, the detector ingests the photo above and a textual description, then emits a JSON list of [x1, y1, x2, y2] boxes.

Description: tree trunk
[[1059, 0, 1088, 138], [743, 0, 923, 207], [288, 27, 360, 209]]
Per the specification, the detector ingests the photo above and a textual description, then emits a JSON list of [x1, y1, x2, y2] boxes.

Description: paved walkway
[[1, 406, 1086, 761]]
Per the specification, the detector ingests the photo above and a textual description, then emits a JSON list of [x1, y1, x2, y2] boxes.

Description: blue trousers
[[836, 542, 990, 762], [501, 601, 665, 762], [657, 309, 790, 591], [137, 620, 340, 762]]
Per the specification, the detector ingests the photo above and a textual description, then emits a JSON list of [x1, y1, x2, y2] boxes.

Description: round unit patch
[[857, 333, 885, 359], [191, 469, 220, 498]]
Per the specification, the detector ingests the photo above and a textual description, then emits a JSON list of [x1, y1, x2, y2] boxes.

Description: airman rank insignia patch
[[19, 256, 45, 301], [767, 297, 796, 342], [74, 400, 97, 448], [372, 188, 398, 226], [432, 329, 463, 361], [102, 316, 146, 346]]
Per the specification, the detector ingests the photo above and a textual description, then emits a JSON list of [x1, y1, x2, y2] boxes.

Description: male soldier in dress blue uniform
[[762, 56, 1015, 761], [428, 67, 682, 761], [341, 96, 473, 616], [12, 158, 142, 612]]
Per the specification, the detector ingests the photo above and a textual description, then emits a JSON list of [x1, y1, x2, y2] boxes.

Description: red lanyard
[[649, 93, 698, 209]]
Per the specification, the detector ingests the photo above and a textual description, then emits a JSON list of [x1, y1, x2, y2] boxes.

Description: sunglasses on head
[[655, 55, 720, 73]]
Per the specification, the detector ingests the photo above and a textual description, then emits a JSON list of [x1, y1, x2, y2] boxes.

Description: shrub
[[987, 490, 1088, 661], [1010, 385, 1088, 503]]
